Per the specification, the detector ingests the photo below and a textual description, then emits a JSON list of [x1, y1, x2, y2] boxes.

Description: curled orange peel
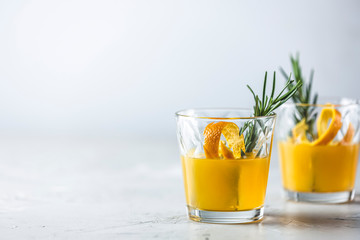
[[203, 121, 245, 159], [311, 106, 342, 146]]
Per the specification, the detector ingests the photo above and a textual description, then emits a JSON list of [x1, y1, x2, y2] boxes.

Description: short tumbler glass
[[176, 109, 276, 223], [277, 99, 360, 203]]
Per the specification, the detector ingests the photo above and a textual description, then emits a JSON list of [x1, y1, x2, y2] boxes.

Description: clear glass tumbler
[[277, 99, 360, 203], [175, 109, 276, 223]]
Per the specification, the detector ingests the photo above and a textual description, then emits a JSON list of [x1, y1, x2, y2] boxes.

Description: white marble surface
[[0, 136, 359, 239]]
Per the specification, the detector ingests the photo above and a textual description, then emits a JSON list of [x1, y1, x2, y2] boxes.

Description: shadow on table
[[264, 195, 360, 229], [265, 212, 360, 229]]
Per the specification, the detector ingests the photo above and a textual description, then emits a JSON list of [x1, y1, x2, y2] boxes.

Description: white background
[[1, 2, 360, 238], [0, 0, 359, 138]]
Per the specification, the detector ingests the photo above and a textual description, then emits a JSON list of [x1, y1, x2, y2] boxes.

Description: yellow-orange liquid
[[181, 156, 270, 211], [279, 142, 359, 193]]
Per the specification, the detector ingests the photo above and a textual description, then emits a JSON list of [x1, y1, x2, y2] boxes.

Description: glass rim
[[282, 102, 360, 108], [279, 97, 360, 108], [175, 108, 276, 120]]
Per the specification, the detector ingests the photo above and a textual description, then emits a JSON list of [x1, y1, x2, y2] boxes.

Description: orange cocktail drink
[[176, 109, 276, 223], [278, 102, 360, 203], [176, 71, 300, 222]]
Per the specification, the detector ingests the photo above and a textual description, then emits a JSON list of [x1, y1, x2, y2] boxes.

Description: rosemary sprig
[[242, 71, 303, 152], [280, 54, 318, 140], [247, 72, 302, 117]]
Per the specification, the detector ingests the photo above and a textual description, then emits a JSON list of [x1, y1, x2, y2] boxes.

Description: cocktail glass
[[277, 99, 360, 203], [176, 108, 276, 223]]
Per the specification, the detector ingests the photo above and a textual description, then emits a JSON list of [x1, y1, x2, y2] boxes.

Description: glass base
[[284, 189, 355, 203], [186, 205, 264, 224]]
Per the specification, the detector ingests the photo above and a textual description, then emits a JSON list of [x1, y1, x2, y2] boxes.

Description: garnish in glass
[[203, 71, 302, 159], [280, 54, 318, 141]]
